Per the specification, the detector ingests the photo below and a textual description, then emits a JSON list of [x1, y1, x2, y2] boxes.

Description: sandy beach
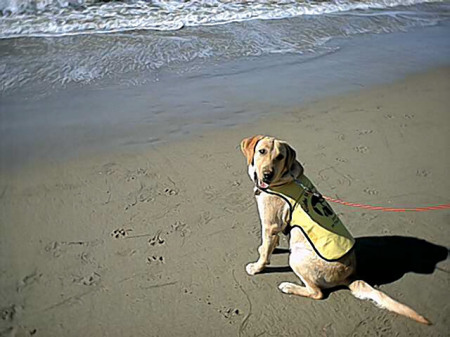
[[1, 59, 449, 336], [1, 2, 450, 334]]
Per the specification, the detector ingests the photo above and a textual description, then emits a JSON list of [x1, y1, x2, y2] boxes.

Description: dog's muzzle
[[254, 172, 269, 189]]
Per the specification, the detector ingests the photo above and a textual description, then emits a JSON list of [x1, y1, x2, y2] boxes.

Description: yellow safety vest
[[266, 175, 355, 261]]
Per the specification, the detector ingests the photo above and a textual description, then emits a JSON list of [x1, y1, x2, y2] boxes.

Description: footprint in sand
[[199, 212, 213, 226], [45, 241, 63, 258], [203, 185, 218, 201], [136, 168, 147, 175], [416, 169, 430, 177], [358, 129, 373, 135], [231, 180, 241, 187], [163, 187, 178, 196], [1, 304, 22, 321], [138, 187, 155, 203], [1, 326, 36, 336], [111, 228, 132, 239], [223, 162, 233, 170], [74, 272, 101, 286], [115, 248, 137, 257], [201, 153, 213, 160], [167, 221, 190, 238], [218, 307, 240, 320], [98, 162, 117, 176], [148, 232, 165, 246], [80, 251, 97, 265], [354, 146, 369, 154], [335, 157, 348, 163], [124, 203, 136, 211], [363, 188, 379, 195], [183, 291, 240, 323], [147, 256, 165, 264], [17, 272, 42, 293]]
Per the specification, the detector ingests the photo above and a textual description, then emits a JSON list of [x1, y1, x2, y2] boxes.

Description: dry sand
[[1, 67, 449, 336]]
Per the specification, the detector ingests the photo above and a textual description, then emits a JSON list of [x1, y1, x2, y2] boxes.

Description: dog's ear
[[240, 135, 265, 165], [282, 142, 304, 178]]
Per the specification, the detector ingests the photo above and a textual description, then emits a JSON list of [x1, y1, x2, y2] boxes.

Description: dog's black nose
[[263, 171, 274, 183]]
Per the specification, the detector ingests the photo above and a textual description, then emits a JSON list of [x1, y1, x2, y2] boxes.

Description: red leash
[[323, 195, 450, 212], [292, 179, 450, 213]]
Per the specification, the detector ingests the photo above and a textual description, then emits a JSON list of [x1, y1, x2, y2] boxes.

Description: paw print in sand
[[74, 272, 101, 286], [218, 307, 240, 319], [170, 221, 189, 237], [163, 187, 178, 196], [111, 228, 132, 239], [147, 256, 165, 264], [149, 232, 165, 246]]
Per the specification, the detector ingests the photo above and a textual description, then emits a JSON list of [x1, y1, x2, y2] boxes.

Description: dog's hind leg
[[278, 279, 323, 299], [278, 250, 323, 300]]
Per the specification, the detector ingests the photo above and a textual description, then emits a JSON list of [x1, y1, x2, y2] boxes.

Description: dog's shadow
[[353, 236, 448, 286], [262, 236, 448, 287]]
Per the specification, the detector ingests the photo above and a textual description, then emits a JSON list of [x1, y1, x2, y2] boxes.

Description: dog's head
[[240, 135, 303, 189]]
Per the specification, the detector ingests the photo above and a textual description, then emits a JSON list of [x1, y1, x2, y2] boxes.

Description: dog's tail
[[348, 280, 431, 325]]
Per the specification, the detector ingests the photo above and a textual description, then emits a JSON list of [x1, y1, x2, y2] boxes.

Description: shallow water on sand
[[0, 1, 449, 170], [1, 22, 450, 171]]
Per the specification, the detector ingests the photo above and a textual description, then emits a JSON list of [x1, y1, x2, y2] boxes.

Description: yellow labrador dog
[[241, 135, 430, 325]]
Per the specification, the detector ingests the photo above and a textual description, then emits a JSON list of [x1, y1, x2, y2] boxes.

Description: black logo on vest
[[300, 194, 338, 228]]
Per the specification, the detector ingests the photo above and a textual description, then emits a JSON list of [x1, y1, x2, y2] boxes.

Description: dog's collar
[[253, 176, 313, 195], [293, 178, 323, 199]]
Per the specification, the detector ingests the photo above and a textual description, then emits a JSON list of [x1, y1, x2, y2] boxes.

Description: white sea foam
[[0, 0, 444, 38], [0, 1, 448, 95]]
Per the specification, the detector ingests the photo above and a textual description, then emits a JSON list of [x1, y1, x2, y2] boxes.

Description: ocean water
[[0, 0, 445, 37], [0, 0, 449, 95]]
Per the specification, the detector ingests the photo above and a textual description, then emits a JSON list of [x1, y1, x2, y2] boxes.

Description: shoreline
[[3, 65, 450, 177], [1, 22, 450, 171]]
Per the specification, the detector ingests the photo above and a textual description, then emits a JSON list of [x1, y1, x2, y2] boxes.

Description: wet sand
[[1, 23, 450, 171], [1, 63, 449, 336]]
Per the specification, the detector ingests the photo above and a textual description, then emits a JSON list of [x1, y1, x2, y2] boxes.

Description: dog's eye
[[276, 154, 284, 161], [259, 149, 266, 155]]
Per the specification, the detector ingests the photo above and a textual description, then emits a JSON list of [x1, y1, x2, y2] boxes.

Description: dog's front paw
[[245, 262, 264, 275]]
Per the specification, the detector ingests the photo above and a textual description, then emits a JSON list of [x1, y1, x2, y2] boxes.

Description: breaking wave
[[0, 0, 444, 38]]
